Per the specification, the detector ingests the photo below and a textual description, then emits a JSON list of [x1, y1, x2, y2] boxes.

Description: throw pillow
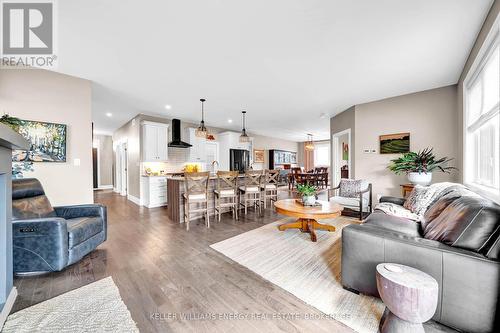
[[375, 202, 421, 221], [339, 179, 369, 198], [403, 185, 438, 216]]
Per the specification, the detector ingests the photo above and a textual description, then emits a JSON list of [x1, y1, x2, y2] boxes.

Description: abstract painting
[[10, 119, 67, 162], [380, 133, 410, 154]]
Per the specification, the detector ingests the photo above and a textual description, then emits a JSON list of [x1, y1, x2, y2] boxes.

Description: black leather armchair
[[12, 178, 107, 273]]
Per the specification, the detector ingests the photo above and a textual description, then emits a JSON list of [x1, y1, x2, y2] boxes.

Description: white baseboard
[[127, 194, 142, 206], [98, 185, 113, 190], [0, 287, 17, 330]]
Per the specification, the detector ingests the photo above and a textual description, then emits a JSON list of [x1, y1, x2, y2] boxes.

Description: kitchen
[[112, 112, 300, 219]]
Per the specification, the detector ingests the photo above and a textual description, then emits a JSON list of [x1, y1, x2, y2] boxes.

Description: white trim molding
[[96, 185, 113, 190], [127, 194, 141, 206], [0, 287, 17, 330]]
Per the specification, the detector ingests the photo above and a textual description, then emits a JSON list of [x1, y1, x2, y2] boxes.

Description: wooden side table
[[400, 184, 415, 198], [376, 263, 438, 333]]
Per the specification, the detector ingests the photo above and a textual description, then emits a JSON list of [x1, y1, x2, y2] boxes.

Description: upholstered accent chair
[[328, 179, 372, 220], [12, 178, 107, 273]]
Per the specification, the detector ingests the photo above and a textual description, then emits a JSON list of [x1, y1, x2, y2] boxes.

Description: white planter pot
[[303, 195, 316, 206], [407, 172, 432, 186]]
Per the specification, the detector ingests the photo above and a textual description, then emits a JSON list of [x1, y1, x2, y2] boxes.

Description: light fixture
[[105, 112, 112, 117], [239, 110, 251, 143], [195, 98, 208, 138], [305, 134, 315, 151], [227, 119, 233, 123], [164, 104, 172, 110]]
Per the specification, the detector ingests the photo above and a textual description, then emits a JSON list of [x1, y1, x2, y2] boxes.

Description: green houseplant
[[388, 147, 456, 185], [296, 183, 317, 205]]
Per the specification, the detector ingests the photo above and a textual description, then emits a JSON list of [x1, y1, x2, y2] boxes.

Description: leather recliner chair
[[12, 178, 107, 273], [341, 185, 500, 333]]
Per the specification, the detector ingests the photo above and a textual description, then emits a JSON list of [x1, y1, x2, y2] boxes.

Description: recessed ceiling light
[[165, 104, 172, 110], [227, 119, 233, 123], [106, 112, 112, 117]]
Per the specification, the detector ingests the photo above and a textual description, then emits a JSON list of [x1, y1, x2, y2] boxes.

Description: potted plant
[[388, 147, 456, 185], [296, 183, 317, 205]]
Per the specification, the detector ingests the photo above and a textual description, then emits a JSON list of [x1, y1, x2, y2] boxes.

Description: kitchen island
[[167, 174, 248, 223]]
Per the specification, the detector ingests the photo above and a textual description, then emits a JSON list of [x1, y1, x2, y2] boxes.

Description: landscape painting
[[11, 119, 67, 162], [380, 133, 410, 154]]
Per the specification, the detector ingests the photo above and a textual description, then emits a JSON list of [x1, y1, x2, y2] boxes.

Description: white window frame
[[314, 141, 330, 167], [463, 13, 500, 203]]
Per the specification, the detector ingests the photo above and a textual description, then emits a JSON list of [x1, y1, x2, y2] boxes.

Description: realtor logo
[[1, 0, 57, 68]]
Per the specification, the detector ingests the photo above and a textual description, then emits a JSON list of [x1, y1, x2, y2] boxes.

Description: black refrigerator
[[230, 149, 250, 173]]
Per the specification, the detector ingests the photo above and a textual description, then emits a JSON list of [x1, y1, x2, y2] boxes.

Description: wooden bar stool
[[183, 171, 210, 230], [214, 171, 239, 221], [260, 169, 279, 209], [239, 170, 263, 215]]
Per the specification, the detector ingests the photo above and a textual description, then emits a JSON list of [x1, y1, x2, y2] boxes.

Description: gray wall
[[0, 69, 93, 205], [355, 85, 459, 200], [330, 106, 356, 183], [457, 0, 499, 182]]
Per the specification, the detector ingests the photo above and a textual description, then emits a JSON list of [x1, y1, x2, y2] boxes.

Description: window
[[464, 22, 500, 202], [314, 142, 330, 167]]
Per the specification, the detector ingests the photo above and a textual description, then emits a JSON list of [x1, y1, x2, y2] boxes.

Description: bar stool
[[260, 169, 279, 209], [183, 171, 210, 231], [214, 171, 239, 221], [239, 170, 263, 215]]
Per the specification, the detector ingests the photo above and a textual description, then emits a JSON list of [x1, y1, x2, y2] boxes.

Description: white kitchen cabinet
[[187, 127, 207, 162], [205, 141, 219, 172], [218, 131, 252, 171], [142, 121, 169, 162], [140, 176, 167, 208]]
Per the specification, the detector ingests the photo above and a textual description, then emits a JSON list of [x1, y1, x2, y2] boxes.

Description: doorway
[[92, 147, 98, 189], [115, 141, 128, 196], [332, 129, 351, 186]]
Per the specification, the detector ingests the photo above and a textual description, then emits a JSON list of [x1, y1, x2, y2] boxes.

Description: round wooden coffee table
[[274, 199, 343, 242]]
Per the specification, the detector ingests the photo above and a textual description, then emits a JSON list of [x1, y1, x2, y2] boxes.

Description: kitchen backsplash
[[141, 147, 202, 175]]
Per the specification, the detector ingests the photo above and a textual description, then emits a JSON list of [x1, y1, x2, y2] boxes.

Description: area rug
[[2, 277, 139, 333], [210, 217, 385, 333]]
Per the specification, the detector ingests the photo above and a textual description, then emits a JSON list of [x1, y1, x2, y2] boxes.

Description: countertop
[[167, 174, 247, 181]]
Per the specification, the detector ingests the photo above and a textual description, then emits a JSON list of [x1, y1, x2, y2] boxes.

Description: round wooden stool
[[376, 263, 438, 333]]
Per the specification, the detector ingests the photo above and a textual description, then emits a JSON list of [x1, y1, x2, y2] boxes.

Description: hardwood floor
[[13, 189, 353, 333]]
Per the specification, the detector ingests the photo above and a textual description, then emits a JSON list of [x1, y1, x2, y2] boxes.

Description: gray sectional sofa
[[341, 185, 500, 333]]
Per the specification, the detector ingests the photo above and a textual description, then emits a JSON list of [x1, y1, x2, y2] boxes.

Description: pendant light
[[195, 98, 208, 138], [305, 134, 315, 151], [239, 110, 251, 143]]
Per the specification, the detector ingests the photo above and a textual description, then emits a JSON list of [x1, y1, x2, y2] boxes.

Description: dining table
[[288, 172, 328, 188]]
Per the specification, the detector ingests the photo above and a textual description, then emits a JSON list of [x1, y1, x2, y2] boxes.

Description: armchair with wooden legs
[[328, 179, 372, 220]]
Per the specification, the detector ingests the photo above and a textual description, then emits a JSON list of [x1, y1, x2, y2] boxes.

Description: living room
[[0, 1, 499, 333]]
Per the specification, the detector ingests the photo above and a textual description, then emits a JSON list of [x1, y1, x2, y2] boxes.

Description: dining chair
[[260, 169, 279, 209], [183, 171, 210, 230], [289, 167, 302, 190], [239, 170, 263, 215], [214, 171, 239, 221]]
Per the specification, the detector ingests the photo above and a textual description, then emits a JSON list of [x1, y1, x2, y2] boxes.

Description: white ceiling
[[56, 0, 493, 141]]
